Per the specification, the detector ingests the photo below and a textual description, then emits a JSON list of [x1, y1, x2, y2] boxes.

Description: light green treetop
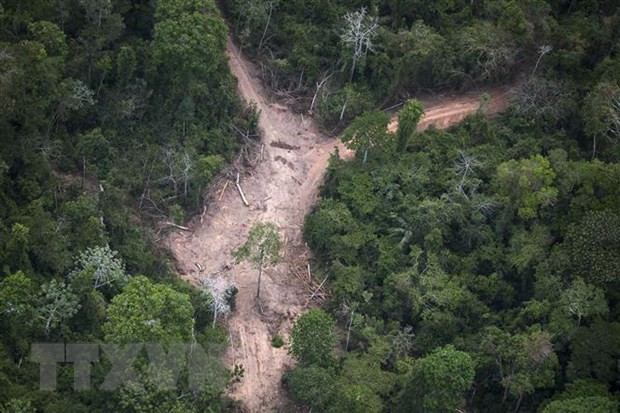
[[233, 222, 282, 302], [496, 155, 558, 219], [341, 111, 392, 164], [103, 276, 193, 345], [69, 244, 129, 291]]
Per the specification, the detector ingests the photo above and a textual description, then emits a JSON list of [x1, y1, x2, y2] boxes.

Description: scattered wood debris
[[290, 256, 330, 304]]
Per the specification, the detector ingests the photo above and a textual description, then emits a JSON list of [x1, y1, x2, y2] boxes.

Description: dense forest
[[1, 0, 620, 412], [220, 0, 620, 412], [0, 0, 250, 411], [225, 0, 619, 128]]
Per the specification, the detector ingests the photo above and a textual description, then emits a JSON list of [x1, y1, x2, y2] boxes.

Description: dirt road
[[167, 39, 512, 412]]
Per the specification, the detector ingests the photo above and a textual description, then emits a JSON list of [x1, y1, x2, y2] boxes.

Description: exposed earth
[[167, 37, 513, 412]]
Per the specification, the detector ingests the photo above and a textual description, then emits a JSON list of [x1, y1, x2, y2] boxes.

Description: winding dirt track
[[167, 38, 513, 412]]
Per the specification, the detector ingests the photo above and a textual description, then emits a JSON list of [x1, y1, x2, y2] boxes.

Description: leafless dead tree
[[341, 7, 378, 81]]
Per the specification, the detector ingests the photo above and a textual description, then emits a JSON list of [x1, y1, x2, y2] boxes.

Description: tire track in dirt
[[167, 38, 513, 412]]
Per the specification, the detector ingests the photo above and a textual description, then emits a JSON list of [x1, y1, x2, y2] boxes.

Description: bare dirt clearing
[[167, 38, 513, 412]]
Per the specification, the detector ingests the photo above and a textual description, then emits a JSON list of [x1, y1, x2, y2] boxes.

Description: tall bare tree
[[341, 7, 378, 81]]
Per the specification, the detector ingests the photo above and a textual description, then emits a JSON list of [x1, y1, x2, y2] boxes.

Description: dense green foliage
[[286, 3, 620, 411], [0, 0, 245, 410], [2, 0, 620, 411], [103, 276, 193, 345], [398, 345, 475, 412], [225, 0, 620, 128], [290, 309, 336, 367], [296, 111, 620, 410]]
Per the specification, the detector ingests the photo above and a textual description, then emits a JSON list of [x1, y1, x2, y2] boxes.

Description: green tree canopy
[[564, 210, 620, 285], [495, 155, 558, 219], [482, 328, 558, 409], [541, 378, 618, 413], [102, 276, 193, 345], [566, 320, 620, 386], [341, 111, 392, 164], [396, 99, 424, 151], [541, 396, 618, 413], [290, 309, 335, 367], [233, 222, 282, 302], [69, 244, 129, 292], [582, 81, 620, 159], [398, 345, 475, 413], [37, 279, 80, 335]]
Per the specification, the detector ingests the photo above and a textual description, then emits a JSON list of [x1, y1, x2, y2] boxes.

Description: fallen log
[[200, 203, 207, 224], [219, 180, 230, 201], [163, 222, 191, 231], [236, 172, 249, 207], [270, 140, 300, 150]]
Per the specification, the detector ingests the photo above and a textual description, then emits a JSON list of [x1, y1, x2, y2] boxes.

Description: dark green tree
[[290, 309, 335, 367], [396, 99, 424, 151], [398, 345, 475, 413], [564, 210, 620, 285]]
